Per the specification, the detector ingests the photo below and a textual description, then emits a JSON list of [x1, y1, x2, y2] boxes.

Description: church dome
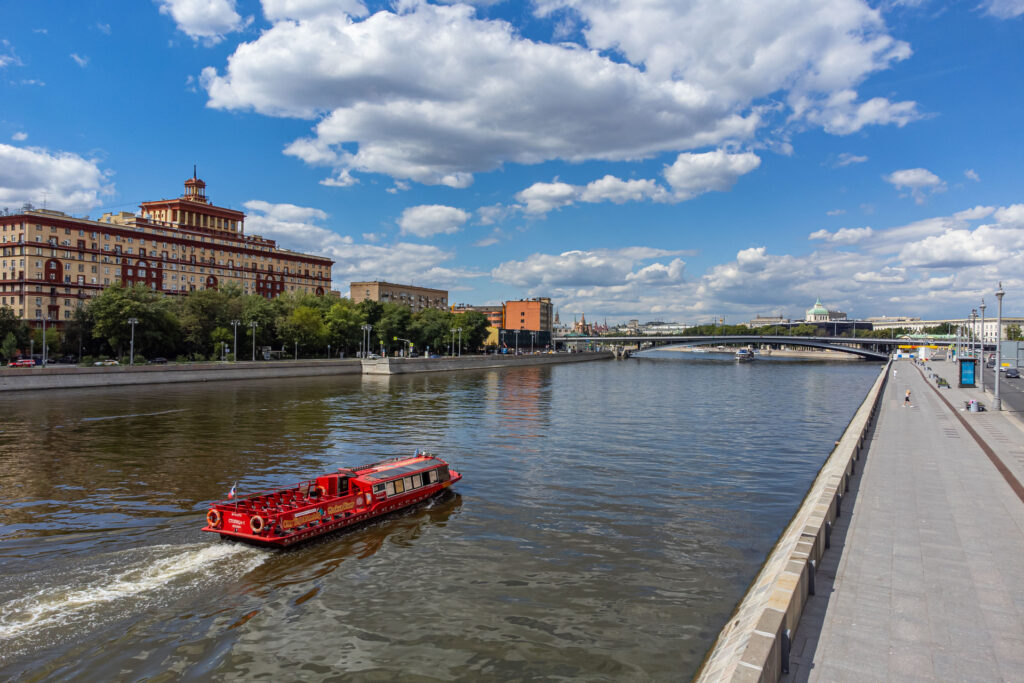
[[808, 297, 828, 315]]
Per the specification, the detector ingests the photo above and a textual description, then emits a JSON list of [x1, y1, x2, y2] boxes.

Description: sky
[[1, 0, 1023, 324]]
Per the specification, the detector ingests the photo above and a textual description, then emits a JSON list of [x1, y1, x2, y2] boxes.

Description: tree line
[[1, 283, 491, 363]]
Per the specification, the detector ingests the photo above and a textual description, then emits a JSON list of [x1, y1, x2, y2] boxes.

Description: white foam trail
[[0, 543, 265, 642]]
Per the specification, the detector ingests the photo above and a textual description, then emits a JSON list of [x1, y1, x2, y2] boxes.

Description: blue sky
[[2, 0, 1023, 324]]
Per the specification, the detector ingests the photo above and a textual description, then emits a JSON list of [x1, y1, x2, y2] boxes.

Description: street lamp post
[[995, 282, 1005, 411], [231, 319, 240, 362], [250, 321, 258, 361], [971, 309, 978, 358], [530, 331, 536, 353], [980, 299, 986, 394], [360, 324, 373, 358], [327, 343, 331, 359], [294, 339, 298, 361], [457, 327, 462, 356], [38, 315, 48, 367], [127, 317, 139, 366], [514, 329, 520, 355]]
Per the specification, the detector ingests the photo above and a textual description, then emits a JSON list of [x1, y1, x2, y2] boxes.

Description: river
[[0, 352, 882, 680]]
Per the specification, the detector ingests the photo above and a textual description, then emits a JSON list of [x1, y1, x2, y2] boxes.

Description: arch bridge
[[554, 335, 952, 362]]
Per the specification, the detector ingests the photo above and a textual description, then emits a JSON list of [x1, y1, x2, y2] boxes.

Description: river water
[[0, 352, 881, 681]]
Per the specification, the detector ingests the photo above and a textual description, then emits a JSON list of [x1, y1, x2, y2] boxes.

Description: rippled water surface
[[0, 353, 882, 680]]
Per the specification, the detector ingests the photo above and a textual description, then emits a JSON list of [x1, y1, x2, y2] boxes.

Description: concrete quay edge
[[0, 352, 613, 391], [360, 351, 613, 374], [694, 360, 890, 683]]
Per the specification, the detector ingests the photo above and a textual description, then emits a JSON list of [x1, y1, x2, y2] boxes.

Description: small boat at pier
[[735, 348, 755, 362], [202, 452, 461, 547]]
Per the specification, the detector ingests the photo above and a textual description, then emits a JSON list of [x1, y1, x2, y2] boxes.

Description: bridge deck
[[785, 359, 1024, 681]]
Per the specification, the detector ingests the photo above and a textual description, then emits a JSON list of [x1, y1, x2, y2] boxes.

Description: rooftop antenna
[[193, 164, 197, 180]]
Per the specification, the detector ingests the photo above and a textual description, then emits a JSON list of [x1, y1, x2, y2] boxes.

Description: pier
[[698, 358, 1024, 681]]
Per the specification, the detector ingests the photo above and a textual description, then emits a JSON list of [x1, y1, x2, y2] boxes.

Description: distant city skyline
[[1, 0, 1022, 321]]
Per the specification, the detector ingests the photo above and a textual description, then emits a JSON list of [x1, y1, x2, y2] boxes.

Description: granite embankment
[[695, 361, 890, 682], [0, 352, 613, 392], [361, 351, 612, 374]]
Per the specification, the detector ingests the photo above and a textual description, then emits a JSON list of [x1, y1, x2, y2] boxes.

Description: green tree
[[325, 299, 366, 355], [1006, 324, 1023, 341], [90, 284, 177, 358], [410, 308, 454, 353], [177, 288, 234, 357], [277, 305, 327, 356], [211, 326, 232, 359], [458, 310, 490, 352], [1, 331, 17, 362], [375, 303, 412, 355]]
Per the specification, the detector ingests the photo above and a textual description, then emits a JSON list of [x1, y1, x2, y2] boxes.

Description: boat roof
[[360, 457, 437, 482]]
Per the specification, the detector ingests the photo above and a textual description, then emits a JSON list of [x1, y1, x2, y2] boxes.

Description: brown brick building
[[349, 280, 448, 313], [0, 174, 333, 325]]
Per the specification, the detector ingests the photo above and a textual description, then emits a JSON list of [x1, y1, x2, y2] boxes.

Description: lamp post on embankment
[[980, 299, 987, 394], [250, 321, 258, 361], [231, 319, 240, 362], [995, 282, 1005, 411], [127, 317, 138, 366]]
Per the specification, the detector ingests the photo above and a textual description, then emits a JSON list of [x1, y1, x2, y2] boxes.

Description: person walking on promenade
[[904, 389, 911, 407]]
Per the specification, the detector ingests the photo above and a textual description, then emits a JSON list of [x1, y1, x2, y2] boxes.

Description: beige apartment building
[[0, 174, 333, 324], [349, 281, 448, 313]]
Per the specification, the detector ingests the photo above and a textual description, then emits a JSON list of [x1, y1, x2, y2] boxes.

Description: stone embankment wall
[[695, 361, 890, 682], [0, 352, 614, 391], [361, 351, 613, 374], [0, 360, 362, 392]]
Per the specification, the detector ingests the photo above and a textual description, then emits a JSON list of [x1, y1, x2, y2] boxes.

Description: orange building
[[503, 297, 553, 333]]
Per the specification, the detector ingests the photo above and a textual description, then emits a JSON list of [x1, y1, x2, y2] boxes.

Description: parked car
[[94, 359, 119, 366], [57, 355, 77, 364], [7, 359, 35, 367], [149, 357, 168, 365], [1006, 368, 1020, 379]]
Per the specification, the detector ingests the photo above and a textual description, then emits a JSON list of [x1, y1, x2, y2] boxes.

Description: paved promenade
[[786, 358, 1024, 681]]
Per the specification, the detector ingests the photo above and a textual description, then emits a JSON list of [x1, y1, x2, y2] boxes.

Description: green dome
[[808, 297, 828, 315]]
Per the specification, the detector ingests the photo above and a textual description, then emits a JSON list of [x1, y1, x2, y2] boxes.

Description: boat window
[[404, 476, 415, 491], [385, 481, 396, 496], [393, 479, 405, 494], [424, 469, 436, 484], [411, 474, 422, 489], [373, 483, 385, 494]]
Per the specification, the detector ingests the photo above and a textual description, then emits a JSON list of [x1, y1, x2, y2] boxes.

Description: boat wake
[[79, 408, 188, 422], [0, 542, 265, 646]]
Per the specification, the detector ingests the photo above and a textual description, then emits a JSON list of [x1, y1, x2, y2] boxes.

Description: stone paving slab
[[785, 359, 1024, 682]]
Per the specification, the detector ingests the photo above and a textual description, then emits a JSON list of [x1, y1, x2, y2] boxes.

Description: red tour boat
[[202, 452, 461, 547]]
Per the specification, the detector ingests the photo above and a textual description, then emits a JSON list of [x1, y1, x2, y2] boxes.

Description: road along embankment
[[361, 351, 613, 374], [695, 360, 890, 682], [0, 352, 614, 392]]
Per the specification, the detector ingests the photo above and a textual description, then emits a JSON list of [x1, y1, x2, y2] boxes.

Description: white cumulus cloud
[[201, 0, 920, 187], [662, 150, 761, 200], [158, 0, 250, 45], [980, 0, 1024, 18], [884, 167, 946, 204], [0, 144, 114, 210], [11, 132, 27, 141], [809, 226, 874, 244], [398, 204, 470, 238]]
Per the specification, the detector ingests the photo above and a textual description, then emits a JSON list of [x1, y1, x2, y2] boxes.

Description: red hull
[[202, 454, 461, 548]]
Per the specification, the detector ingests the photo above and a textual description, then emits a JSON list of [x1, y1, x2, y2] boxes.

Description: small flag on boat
[[228, 482, 236, 499]]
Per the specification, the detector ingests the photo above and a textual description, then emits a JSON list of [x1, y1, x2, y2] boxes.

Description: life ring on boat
[[206, 509, 221, 528], [314, 485, 327, 498], [250, 515, 265, 534]]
